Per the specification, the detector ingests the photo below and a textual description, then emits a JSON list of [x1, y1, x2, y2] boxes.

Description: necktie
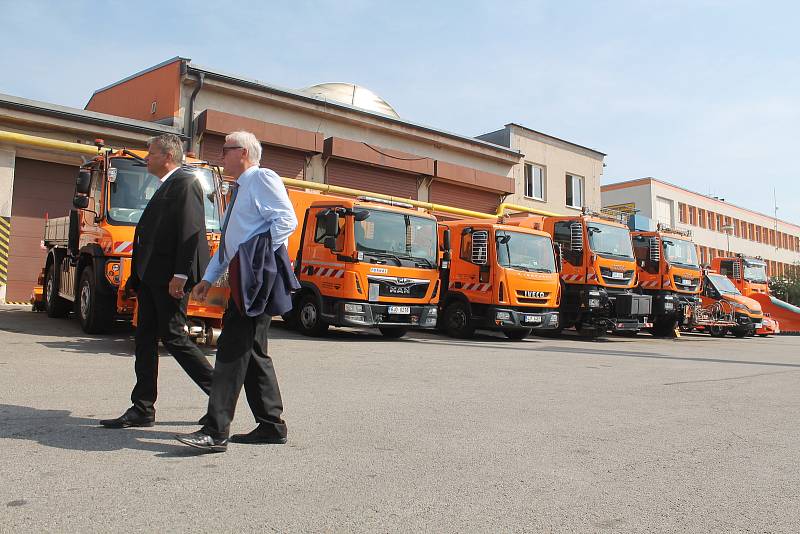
[[219, 182, 239, 264]]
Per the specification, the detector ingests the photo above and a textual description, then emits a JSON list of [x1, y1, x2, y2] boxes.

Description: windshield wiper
[[363, 251, 403, 265]]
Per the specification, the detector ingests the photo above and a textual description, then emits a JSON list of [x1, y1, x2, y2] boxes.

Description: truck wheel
[[504, 328, 531, 340], [651, 318, 677, 337], [709, 325, 726, 337], [443, 301, 475, 339], [77, 267, 114, 334], [732, 326, 748, 338], [281, 309, 299, 329], [296, 293, 329, 337], [577, 322, 604, 339], [45, 265, 71, 318], [378, 326, 408, 339]]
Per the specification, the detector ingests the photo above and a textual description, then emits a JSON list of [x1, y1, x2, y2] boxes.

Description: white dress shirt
[[202, 165, 297, 285]]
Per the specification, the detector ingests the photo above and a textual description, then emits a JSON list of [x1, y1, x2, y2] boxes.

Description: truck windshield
[[495, 230, 556, 273], [354, 209, 437, 266], [662, 238, 699, 268], [743, 260, 768, 283], [107, 159, 222, 231], [586, 222, 634, 259], [708, 273, 741, 295]]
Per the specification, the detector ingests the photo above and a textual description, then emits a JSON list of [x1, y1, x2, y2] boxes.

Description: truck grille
[[516, 290, 550, 305], [673, 276, 700, 291], [600, 268, 635, 286], [368, 277, 429, 299]]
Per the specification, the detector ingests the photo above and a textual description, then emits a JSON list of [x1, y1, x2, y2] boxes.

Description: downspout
[[186, 71, 205, 153]]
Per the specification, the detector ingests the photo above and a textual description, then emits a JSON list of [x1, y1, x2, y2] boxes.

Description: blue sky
[[1, 0, 798, 223]]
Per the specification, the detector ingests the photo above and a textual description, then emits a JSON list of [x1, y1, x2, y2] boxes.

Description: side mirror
[[323, 236, 337, 251], [354, 209, 370, 222], [553, 243, 563, 273], [75, 169, 92, 195], [73, 195, 89, 209], [442, 228, 451, 262]]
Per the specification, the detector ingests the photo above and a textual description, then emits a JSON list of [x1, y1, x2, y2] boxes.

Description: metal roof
[[0, 92, 182, 136], [505, 122, 606, 157]]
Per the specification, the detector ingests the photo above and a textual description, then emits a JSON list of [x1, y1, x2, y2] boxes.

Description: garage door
[[201, 134, 306, 179], [326, 159, 418, 199], [6, 158, 76, 302], [429, 180, 501, 216]]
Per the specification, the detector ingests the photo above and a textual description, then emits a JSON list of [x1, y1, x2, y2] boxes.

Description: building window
[[565, 173, 583, 209], [678, 203, 687, 224], [524, 163, 545, 200], [699, 209, 706, 228]]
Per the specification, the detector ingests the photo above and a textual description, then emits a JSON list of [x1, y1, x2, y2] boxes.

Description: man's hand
[[191, 281, 211, 302], [169, 276, 187, 299]]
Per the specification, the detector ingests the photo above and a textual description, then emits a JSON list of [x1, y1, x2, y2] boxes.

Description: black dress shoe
[[230, 428, 287, 445], [175, 430, 228, 452], [99, 410, 154, 428]]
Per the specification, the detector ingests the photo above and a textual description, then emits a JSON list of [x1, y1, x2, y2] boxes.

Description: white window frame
[[523, 162, 546, 201], [565, 173, 584, 209]]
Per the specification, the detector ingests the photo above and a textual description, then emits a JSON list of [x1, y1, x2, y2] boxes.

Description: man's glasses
[[222, 146, 243, 155]]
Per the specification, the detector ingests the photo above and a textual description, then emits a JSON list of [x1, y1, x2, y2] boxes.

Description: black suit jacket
[[127, 167, 210, 290]]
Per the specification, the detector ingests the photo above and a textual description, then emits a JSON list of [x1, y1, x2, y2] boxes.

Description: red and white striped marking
[[450, 282, 491, 292], [561, 273, 585, 282], [640, 280, 660, 289], [113, 241, 133, 254], [310, 266, 344, 278], [587, 272, 597, 282], [664, 278, 672, 288]]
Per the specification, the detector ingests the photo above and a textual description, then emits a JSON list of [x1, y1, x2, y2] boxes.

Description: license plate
[[524, 315, 543, 323], [611, 271, 624, 279], [683, 278, 692, 285], [388, 306, 410, 314]]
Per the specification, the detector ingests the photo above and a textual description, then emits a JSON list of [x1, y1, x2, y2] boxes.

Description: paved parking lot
[[2, 304, 799, 532]]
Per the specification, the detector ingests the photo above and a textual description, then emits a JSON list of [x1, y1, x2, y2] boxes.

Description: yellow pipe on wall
[[0, 129, 109, 156], [281, 177, 497, 220], [495, 202, 560, 218]]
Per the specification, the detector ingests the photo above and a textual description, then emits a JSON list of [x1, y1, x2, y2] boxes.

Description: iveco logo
[[524, 291, 547, 298], [612, 265, 625, 271]]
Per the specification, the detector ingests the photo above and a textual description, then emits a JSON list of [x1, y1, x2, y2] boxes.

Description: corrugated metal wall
[[201, 134, 306, 180], [429, 181, 501, 216], [326, 159, 418, 199]]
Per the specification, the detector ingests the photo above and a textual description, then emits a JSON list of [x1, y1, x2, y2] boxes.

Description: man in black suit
[[100, 134, 214, 428]]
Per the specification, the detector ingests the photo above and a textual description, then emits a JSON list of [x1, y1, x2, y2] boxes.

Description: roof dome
[[301, 83, 399, 118]]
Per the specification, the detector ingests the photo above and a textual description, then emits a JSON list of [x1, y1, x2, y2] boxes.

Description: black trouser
[[203, 302, 287, 440], [131, 282, 214, 417]]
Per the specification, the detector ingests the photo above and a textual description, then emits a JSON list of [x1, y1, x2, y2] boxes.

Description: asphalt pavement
[[2, 304, 799, 532]]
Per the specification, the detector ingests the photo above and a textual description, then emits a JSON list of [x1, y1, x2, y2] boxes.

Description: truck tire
[[504, 328, 531, 340], [577, 322, 604, 339], [45, 264, 71, 318], [651, 318, 677, 337], [732, 326, 748, 338], [77, 267, 114, 334], [378, 326, 408, 339], [443, 301, 475, 339], [296, 293, 329, 337], [709, 325, 726, 337]]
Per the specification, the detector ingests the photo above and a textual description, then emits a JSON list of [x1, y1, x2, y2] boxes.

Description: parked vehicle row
[[30, 140, 795, 342]]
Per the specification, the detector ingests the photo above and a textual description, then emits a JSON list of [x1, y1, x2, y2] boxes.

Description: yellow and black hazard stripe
[[0, 216, 10, 287]]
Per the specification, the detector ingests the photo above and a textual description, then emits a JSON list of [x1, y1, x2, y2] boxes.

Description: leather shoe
[[99, 410, 154, 428], [230, 428, 287, 445], [175, 430, 228, 452]]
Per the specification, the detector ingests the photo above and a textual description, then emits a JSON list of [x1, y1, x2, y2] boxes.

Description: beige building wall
[[478, 124, 605, 215], [186, 79, 518, 182], [602, 178, 800, 271]]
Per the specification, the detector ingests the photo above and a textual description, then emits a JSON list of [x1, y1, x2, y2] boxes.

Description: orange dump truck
[[508, 212, 651, 338], [631, 226, 702, 336], [283, 190, 441, 338], [436, 217, 560, 339], [35, 148, 227, 342]]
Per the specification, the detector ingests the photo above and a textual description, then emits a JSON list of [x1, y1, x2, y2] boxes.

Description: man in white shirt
[[176, 130, 297, 452]]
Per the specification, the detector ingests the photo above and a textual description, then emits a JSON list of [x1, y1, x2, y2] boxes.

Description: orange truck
[[631, 225, 702, 336], [711, 254, 800, 334], [35, 147, 228, 342], [436, 217, 560, 339], [507, 212, 651, 338], [283, 190, 442, 338]]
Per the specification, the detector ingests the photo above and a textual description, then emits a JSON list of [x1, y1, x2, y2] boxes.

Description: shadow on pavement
[[0, 403, 208, 457]]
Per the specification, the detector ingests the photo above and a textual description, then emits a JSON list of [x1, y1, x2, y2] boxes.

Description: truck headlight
[[496, 311, 511, 321], [588, 298, 601, 308], [344, 303, 364, 314], [428, 307, 437, 317]]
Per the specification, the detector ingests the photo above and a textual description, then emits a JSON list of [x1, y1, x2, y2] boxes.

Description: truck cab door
[[451, 228, 492, 305], [300, 207, 348, 299]]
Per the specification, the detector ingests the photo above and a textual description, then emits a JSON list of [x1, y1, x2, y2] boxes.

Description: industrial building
[[602, 178, 800, 278]]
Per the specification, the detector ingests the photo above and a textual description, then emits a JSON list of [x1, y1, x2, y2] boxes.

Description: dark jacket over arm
[[236, 231, 300, 317]]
